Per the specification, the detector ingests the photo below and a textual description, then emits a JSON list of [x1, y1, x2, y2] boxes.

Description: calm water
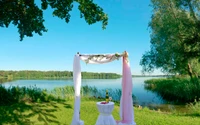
[[2, 77, 187, 112]]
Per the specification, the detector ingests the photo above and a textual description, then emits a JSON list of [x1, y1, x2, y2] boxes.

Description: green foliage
[[0, 0, 108, 41], [140, 0, 200, 76], [50, 85, 136, 103], [0, 78, 12, 84], [0, 70, 121, 79], [82, 71, 121, 79], [0, 84, 135, 106], [0, 85, 59, 106], [145, 78, 200, 103], [187, 99, 200, 116]]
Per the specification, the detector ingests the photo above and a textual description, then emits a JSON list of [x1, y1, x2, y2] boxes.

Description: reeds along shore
[[144, 77, 200, 103]]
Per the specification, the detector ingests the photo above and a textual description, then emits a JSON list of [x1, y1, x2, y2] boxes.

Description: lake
[[2, 77, 187, 112]]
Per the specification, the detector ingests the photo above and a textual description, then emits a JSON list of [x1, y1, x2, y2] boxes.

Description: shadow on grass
[[183, 113, 200, 117], [0, 101, 72, 125]]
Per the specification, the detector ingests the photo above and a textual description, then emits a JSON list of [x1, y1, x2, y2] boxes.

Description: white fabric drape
[[71, 55, 84, 125]]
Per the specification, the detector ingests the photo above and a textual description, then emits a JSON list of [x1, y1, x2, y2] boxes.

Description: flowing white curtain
[[71, 55, 84, 125]]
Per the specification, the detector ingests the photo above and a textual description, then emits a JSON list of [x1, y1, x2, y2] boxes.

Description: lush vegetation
[[145, 77, 200, 103], [187, 98, 200, 116], [0, 85, 200, 125], [0, 85, 136, 106], [50, 85, 137, 103], [140, 0, 200, 78], [0, 70, 121, 80], [0, 0, 108, 41], [139, 0, 200, 116], [0, 85, 58, 106], [0, 78, 12, 84], [132, 75, 172, 77]]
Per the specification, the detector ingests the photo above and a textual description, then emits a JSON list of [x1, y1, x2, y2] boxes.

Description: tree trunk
[[194, 72, 198, 78], [187, 63, 193, 79]]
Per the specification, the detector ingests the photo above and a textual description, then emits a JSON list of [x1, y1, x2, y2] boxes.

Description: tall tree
[[0, 0, 108, 41], [140, 0, 200, 77]]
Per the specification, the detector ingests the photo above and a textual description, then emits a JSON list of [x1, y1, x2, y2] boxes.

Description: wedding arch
[[71, 51, 136, 125]]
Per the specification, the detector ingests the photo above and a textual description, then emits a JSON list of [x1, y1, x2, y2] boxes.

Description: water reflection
[[0, 78, 12, 84]]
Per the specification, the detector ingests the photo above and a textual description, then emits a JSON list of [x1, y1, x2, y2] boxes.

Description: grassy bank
[[0, 98, 200, 125], [0, 85, 136, 106], [145, 78, 200, 103], [1, 85, 200, 125]]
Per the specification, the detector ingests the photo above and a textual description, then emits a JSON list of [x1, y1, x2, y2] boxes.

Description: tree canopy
[[0, 0, 108, 41], [140, 0, 200, 77]]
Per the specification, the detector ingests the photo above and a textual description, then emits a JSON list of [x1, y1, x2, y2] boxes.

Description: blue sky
[[0, 0, 162, 75]]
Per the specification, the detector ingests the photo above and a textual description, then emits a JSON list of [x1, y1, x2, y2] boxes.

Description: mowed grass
[[0, 98, 200, 125]]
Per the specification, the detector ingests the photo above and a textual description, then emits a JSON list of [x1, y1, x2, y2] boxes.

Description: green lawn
[[0, 99, 200, 125]]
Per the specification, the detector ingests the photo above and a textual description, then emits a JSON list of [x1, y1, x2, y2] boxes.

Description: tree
[[140, 0, 200, 78], [0, 0, 108, 41]]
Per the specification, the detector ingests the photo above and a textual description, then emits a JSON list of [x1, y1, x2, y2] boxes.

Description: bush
[[144, 78, 200, 103], [187, 99, 200, 116], [0, 85, 57, 106]]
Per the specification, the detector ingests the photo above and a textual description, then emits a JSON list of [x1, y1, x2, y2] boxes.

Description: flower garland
[[83, 53, 124, 64], [79, 52, 129, 64]]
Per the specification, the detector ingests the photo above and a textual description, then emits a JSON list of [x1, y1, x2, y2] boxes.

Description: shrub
[[0, 85, 57, 106], [187, 99, 200, 116], [144, 78, 200, 103]]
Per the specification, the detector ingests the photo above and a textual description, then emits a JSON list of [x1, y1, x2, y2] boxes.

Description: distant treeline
[[0, 70, 121, 79], [132, 75, 173, 77]]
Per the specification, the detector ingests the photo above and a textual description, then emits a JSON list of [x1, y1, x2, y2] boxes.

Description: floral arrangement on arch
[[83, 53, 124, 64]]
